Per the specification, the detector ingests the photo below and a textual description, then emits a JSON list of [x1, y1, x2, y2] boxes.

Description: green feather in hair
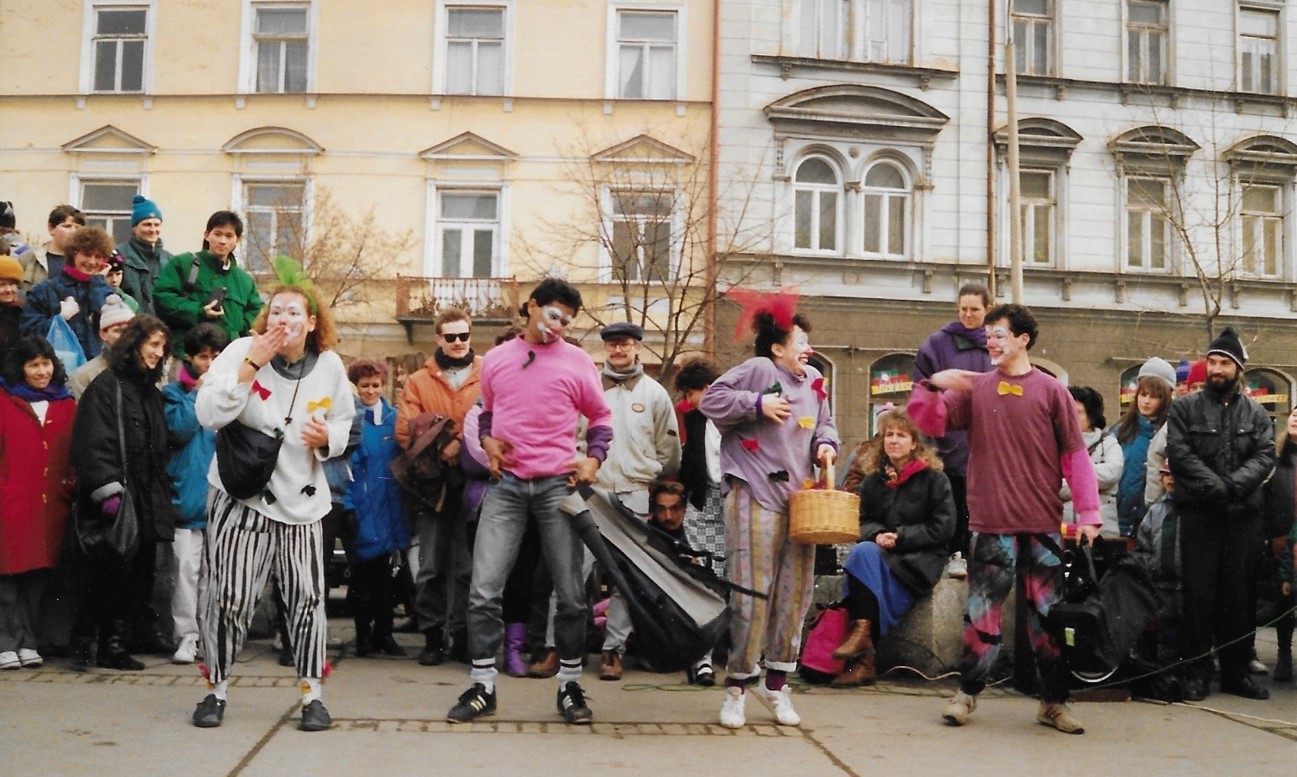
[[271, 255, 318, 314]]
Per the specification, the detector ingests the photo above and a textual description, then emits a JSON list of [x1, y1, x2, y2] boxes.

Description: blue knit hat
[[130, 194, 162, 226]]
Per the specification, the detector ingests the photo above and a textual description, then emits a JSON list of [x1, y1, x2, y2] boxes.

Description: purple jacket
[[699, 356, 839, 513], [911, 322, 991, 475]]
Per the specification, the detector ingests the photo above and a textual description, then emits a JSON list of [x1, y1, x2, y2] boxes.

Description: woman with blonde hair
[[830, 407, 955, 686], [193, 263, 355, 732]]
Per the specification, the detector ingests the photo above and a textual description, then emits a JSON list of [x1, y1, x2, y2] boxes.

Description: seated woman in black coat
[[832, 407, 955, 686]]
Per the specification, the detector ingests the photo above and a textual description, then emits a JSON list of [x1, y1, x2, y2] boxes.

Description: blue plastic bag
[[47, 315, 87, 372]]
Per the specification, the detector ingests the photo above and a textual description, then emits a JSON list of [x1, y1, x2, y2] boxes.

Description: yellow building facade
[[0, 0, 716, 359]]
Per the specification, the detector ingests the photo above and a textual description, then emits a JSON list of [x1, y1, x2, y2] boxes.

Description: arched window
[[793, 156, 841, 254], [1244, 367, 1293, 430], [868, 353, 915, 435], [862, 160, 910, 258]]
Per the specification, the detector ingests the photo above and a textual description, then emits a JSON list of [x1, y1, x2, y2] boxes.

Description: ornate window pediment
[[222, 126, 322, 155], [994, 117, 1082, 164], [61, 125, 156, 155], [419, 131, 517, 161], [1225, 134, 1297, 179], [1108, 125, 1199, 170], [591, 134, 694, 165], [765, 85, 949, 140]]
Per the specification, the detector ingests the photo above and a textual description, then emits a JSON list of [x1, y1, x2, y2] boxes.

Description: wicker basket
[[788, 463, 860, 545]]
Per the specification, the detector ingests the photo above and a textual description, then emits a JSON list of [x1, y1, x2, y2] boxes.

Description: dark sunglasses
[[441, 332, 471, 343]]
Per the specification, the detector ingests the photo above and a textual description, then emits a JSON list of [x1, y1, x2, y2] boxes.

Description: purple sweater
[[911, 321, 991, 475], [699, 356, 839, 513]]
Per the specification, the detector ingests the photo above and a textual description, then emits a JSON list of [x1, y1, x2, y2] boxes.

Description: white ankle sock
[[212, 680, 229, 701], [300, 677, 322, 704]]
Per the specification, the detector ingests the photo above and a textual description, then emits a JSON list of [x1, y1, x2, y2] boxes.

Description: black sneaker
[[299, 700, 333, 731], [447, 683, 497, 723], [557, 681, 593, 725], [193, 694, 226, 728], [1221, 674, 1270, 700]]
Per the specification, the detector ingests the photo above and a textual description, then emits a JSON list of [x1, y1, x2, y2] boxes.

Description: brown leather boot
[[831, 619, 874, 661], [527, 649, 559, 678], [831, 654, 877, 687]]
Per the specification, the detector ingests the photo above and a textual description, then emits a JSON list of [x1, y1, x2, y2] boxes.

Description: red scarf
[[62, 265, 94, 283], [884, 458, 928, 489]]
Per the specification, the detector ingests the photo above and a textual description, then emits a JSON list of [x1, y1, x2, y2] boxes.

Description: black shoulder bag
[[76, 380, 141, 562], [216, 367, 303, 500]]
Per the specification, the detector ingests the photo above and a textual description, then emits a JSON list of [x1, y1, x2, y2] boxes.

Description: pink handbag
[[800, 604, 849, 675]]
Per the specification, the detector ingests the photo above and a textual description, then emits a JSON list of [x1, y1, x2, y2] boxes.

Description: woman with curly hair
[[0, 336, 76, 669], [699, 301, 839, 729], [193, 275, 354, 732], [831, 407, 955, 687], [71, 315, 176, 671]]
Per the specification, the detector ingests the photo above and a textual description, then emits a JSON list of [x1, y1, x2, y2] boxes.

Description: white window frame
[[1125, 0, 1169, 85], [799, 0, 848, 60], [861, 0, 912, 64], [232, 177, 310, 274], [791, 155, 844, 256], [1238, 180, 1286, 278], [1011, 0, 1054, 77], [1018, 167, 1058, 267], [74, 176, 144, 245], [434, 1, 512, 96], [860, 159, 912, 259], [1123, 175, 1173, 272], [431, 188, 505, 278], [79, 1, 156, 94], [599, 186, 682, 283], [1238, 5, 1282, 95], [606, 4, 686, 101], [239, 1, 318, 95]]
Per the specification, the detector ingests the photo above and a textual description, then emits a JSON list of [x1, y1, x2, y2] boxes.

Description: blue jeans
[[468, 474, 584, 686]]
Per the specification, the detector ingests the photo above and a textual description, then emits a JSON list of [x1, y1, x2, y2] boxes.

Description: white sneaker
[[719, 686, 746, 729], [0, 651, 19, 670], [945, 553, 967, 579], [757, 684, 801, 727], [17, 648, 42, 668], [172, 635, 199, 665]]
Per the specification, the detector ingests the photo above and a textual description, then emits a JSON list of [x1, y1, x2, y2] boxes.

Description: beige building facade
[[0, 0, 716, 360]]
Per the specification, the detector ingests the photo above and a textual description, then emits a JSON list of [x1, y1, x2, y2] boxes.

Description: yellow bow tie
[[997, 381, 1023, 397], [306, 397, 332, 413]]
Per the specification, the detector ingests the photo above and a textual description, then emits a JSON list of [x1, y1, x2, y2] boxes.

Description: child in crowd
[[163, 323, 230, 664], [344, 359, 410, 657], [1132, 459, 1183, 678], [105, 252, 141, 313]]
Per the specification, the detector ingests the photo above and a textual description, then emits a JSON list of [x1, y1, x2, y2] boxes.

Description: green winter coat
[[153, 250, 263, 357], [115, 238, 173, 315]]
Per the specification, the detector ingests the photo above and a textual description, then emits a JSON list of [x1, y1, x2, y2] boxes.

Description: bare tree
[[518, 127, 770, 379]]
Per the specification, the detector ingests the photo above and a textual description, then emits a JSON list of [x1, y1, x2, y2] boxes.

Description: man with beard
[[1165, 327, 1274, 701], [908, 303, 1100, 734], [397, 307, 482, 666]]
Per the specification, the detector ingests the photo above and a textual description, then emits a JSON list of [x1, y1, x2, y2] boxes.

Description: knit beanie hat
[[1137, 356, 1177, 391], [99, 294, 135, 331], [1175, 358, 1190, 384], [0, 254, 20, 283], [1186, 359, 1207, 386], [1206, 327, 1247, 371], [0, 201, 14, 230], [130, 194, 162, 226]]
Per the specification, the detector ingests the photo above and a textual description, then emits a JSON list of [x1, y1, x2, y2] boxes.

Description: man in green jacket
[[116, 194, 173, 315], [154, 211, 263, 357]]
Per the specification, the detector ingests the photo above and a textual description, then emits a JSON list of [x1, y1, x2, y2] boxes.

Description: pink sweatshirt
[[907, 367, 1101, 533], [478, 336, 612, 481]]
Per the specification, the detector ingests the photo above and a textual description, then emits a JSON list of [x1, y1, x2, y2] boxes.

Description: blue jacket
[[1114, 414, 1156, 535], [20, 269, 113, 358], [163, 375, 215, 529], [344, 398, 410, 562], [323, 396, 365, 504]]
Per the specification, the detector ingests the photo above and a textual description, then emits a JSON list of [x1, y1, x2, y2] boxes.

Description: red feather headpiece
[[726, 286, 800, 342]]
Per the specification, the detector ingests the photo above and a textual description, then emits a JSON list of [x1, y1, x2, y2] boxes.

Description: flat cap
[[600, 321, 643, 341]]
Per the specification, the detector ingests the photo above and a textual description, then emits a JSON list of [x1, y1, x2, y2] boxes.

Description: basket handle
[[823, 461, 836, 489]]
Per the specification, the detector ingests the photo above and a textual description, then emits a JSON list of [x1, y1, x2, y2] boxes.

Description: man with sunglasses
[[447, 278, 613, 726], [397, 307, 483, 666], [594, 320, 680, 681]]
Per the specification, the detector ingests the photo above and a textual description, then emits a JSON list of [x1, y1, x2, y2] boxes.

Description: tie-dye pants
[[958, 531, 1070, 702], [723, 483, 815, 680]]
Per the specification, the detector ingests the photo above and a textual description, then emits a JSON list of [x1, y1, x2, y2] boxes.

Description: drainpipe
[[705, 0, 721, 360], [986, 0, 997, 298]]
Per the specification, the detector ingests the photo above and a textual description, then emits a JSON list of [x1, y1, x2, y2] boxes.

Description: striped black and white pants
[[201, 487, 328, 685]]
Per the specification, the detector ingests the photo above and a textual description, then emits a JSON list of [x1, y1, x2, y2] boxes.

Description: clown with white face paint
[[908, 303, 1101, 736], [194, 266, 355, 734], [699, 298, 839, 730]]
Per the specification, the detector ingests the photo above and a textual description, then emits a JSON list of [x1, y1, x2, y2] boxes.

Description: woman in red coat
[[0, 335, 76, 669]]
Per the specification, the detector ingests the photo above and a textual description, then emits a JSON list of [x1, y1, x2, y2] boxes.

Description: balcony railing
[[394, 275, 520, 342]]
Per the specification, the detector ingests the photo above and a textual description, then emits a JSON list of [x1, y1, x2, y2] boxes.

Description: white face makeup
[[267, 293, 317, 352], [984, 323, 1023, 367], [773, 326, 813, 376], [536, 305, 572, 344]]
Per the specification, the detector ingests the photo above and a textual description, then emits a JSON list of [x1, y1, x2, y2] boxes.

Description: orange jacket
[[396, 354, 483, 448]]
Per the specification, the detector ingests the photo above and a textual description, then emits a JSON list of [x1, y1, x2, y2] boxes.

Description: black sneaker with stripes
[[447, 683, 497, 723], [557, 681, 593, 725]]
